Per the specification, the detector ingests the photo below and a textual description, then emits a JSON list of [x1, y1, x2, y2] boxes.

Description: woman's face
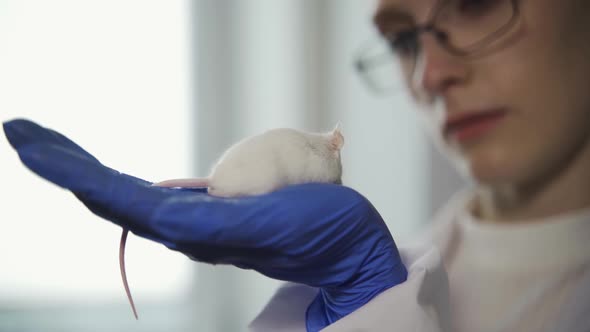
[[374, 0, 590, 190]]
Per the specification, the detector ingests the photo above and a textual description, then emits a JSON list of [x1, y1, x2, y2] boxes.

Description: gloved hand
[[3, 118, 407, 332]]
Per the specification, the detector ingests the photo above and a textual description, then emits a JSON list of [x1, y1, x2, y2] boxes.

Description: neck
[[474, 137, 590, 223]]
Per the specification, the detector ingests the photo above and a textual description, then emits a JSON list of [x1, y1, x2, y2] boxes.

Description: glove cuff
[[305, 258, 407, 331], [305, 290, 331, 332]]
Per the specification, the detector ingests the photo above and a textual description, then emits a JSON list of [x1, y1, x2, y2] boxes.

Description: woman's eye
[[388, 30, 418, 57], [457, 0, 499, 15]]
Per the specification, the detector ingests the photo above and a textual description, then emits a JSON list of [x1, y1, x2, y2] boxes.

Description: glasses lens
[[355, 36, 415, 94], [435, 0, 515, 50], [354, 0, 516, 94]]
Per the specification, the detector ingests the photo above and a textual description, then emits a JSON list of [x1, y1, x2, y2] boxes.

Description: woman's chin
[[446, 145, 521, 187]]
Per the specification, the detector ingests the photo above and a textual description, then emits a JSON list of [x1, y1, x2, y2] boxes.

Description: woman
[[252, 0, 590, 330], [4, 0, 590, 331]]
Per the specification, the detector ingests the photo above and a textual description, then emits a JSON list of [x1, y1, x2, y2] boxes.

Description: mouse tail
[[152, 178, 209, 188], [120, 229, 139, 320]]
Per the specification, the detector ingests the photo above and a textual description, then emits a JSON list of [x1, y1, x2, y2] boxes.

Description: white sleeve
[[249, 243, 452, 332]]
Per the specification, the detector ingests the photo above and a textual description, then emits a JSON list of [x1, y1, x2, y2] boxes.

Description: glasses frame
[[355, 0, 521, 94]]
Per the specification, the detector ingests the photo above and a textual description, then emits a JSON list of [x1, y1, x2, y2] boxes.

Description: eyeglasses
[[355, 0, 520, 94]]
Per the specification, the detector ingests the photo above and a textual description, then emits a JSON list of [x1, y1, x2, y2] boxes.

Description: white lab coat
[[249, 190, 590, 332]]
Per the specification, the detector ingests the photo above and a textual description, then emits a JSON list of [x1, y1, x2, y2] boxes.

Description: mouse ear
[[330, 122, 344, 151]]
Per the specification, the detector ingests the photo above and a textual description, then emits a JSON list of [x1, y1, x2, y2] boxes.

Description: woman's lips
[[444, 109, 507, 143]]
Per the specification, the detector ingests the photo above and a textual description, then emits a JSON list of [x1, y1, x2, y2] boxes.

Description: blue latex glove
[[3, 118, 407, 331]]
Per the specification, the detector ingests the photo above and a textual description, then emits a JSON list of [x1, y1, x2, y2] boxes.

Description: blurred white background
[[0, 1, 464, 331]]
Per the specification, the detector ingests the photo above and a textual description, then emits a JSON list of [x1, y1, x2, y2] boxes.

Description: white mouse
[[119, 124, 344, 319]]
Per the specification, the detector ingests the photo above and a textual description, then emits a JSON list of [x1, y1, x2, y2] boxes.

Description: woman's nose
[[413, 34, 470, 96]]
